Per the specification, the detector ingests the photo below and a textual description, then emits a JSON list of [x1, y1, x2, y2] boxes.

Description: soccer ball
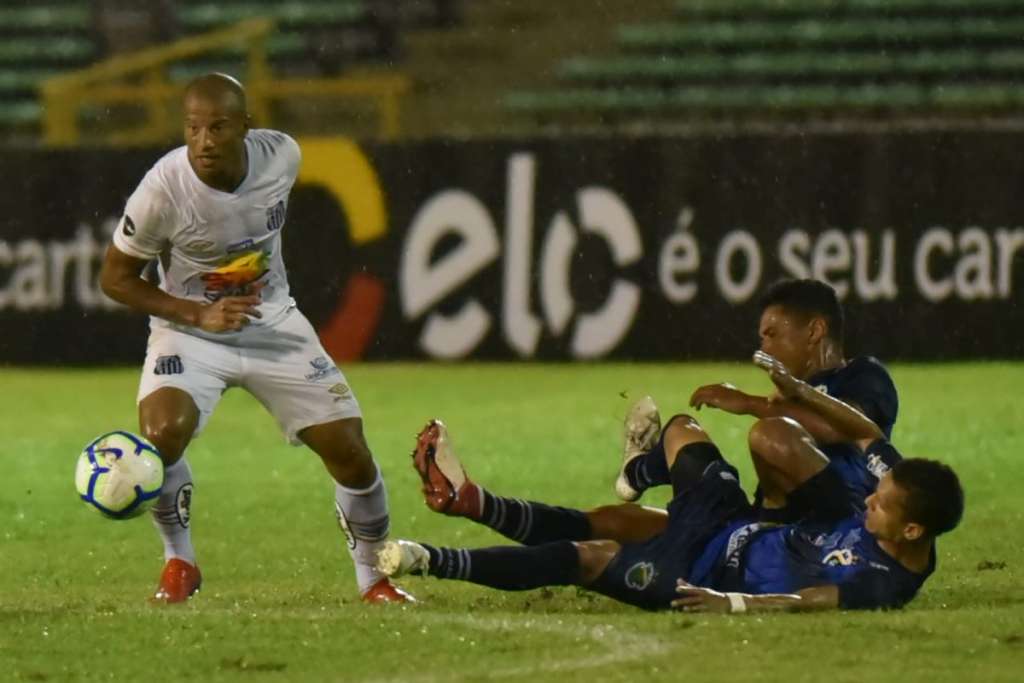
[[75, 431, 164, 519]]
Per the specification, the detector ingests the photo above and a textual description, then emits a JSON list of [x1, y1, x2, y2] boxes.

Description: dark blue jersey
[[808, 356, 900, 501], [808, 355, 898, 439], [595, 443, 920, 611], [702, 516, 933, 610]]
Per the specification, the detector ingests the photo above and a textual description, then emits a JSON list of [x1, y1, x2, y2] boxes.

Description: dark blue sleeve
[[863, 439, 903, 479], [833, 358, 899, 438], [837, 567, 917, 610]]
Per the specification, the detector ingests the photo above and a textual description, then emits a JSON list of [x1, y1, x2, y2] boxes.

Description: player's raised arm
[[753, 351, 883, 448], [100, 244, 262, 333], [672, 581, 839, 614], [688, 379, 874, 445]]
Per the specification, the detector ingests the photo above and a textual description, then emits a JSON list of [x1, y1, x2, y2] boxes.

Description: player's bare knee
[[574, 540, 621, 585], [663, 413, 706, 441], [140, 415, 193, 463], [748, 417, 805, 464]]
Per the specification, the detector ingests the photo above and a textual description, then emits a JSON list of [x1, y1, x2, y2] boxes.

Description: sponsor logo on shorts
[[334, 501, 357, 549], [176, 483, 193, 529], [266, 200, 286, 232], [122, 215, 136, 236], [305, 356, 340, 382], [154, 354, 184, 375], [328, 383, 351, 401], [625, 561, 657, 590]]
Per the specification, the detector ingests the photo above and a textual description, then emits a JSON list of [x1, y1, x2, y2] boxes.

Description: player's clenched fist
[[195, 292, 263, 332]]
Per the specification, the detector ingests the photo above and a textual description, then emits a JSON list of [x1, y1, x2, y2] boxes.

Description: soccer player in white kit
[[99, 73, 412, 604]]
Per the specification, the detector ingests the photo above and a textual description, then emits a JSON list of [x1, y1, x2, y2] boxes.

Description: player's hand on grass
[[753, 351, 805, 400], [689, 383, 753, 415], [672, 580, 731, 613]]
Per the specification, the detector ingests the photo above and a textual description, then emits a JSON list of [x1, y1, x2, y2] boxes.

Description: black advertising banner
[[1, 132, 1022, 364]]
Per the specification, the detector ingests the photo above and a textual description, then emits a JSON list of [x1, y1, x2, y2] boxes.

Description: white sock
[[334, 467, 391, 593], [151, 457, 196, 565]]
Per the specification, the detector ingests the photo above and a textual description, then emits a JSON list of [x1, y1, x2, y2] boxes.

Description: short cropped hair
[[891, 458, 964, 537], [759, 279, 844, 343]]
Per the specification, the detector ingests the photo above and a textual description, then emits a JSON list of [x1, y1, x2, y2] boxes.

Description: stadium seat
[[0, 38, 95, 64], [673, 0, 1024, 19], [558, 49, 1024, 86], [507, 0, 1024, 126], [0, 5, 91, 32], [178, 2, 367, 31]]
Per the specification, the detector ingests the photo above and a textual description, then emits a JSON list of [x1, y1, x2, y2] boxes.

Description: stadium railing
[[40, 18, 409, 147]]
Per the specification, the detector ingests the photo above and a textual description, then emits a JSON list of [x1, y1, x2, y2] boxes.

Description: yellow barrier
[[41, 18, 409, 146]]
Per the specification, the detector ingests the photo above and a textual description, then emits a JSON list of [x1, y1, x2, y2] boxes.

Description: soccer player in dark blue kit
[[376, 355, 962, 613], [687, 278, 899, 518], [394, 278, 903, 551]]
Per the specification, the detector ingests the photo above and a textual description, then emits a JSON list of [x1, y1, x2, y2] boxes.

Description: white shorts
[[137, 308, 362, 445]]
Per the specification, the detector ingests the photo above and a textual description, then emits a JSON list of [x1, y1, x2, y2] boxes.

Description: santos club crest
[[266, 200, 286, 232]]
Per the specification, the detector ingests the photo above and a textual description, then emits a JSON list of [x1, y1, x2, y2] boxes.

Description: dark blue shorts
[[591, 459, 752, 610]]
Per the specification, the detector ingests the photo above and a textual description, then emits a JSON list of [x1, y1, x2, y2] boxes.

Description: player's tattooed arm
[[672, 581, 839, 614], [100, 245, 263, 333], [753, 351, 883, 448]]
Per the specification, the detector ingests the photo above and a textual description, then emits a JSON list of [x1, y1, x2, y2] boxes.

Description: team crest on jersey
[[122, 215, 136, 236], [305, 356, 340, 382], [625, 562, 657, 590], [266, 200, 286, 232]]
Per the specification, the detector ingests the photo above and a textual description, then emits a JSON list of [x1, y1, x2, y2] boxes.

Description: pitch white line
[[363, 612, 675, 683]]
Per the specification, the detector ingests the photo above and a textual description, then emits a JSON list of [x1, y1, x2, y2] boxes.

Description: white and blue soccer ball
[[75, 431, 164, 519]]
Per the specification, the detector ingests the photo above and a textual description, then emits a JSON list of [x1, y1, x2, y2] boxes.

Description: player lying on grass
[[376, 357, 963, 612], [687, 278, 899, 520], [555, 277, 902, 544]]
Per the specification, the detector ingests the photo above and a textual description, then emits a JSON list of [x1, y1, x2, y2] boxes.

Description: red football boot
[[361, 577, 416, 604], [151, 558, 202, 604], [412, 420, 483, 518]]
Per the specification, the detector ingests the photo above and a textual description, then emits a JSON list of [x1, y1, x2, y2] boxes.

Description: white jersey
[[113, 129, 300, 342]]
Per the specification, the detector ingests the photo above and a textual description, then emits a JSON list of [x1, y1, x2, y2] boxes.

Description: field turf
[[2, 363, 1022, 682]]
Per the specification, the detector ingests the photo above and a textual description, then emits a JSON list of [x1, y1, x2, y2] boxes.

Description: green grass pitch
[[2, 363, 1023, 682]]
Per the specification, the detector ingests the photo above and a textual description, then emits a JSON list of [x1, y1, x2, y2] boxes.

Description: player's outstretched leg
[[413, 420, 482, 517], [140, 387, 202, 604], [377, 539, 431, 577], [376, 538, 619, 593], [413, 420, 591, 545], [615, 396, 662, 501]]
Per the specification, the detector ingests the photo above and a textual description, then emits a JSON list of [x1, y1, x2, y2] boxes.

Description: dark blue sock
[[479, 491, 591, 545], [623, 434, 670, 494], [423, 541, 579, 590]]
